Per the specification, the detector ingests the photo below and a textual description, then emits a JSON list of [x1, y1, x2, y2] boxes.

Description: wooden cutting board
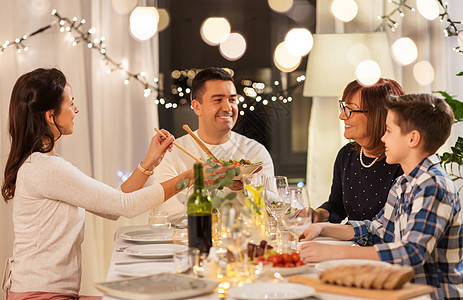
[[289, 275, 434, 299]]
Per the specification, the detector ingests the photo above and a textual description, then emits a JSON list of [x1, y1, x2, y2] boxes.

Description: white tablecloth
[[102, 225, 431, 300]]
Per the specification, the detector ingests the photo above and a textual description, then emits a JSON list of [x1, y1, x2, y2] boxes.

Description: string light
[[0, 9, 176, 109], [437, 0, 463, 54], [377, 1, 462, 54], [376, 0, 415, 32], [1, 10, 306, 110]]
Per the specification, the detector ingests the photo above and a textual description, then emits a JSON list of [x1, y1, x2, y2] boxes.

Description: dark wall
[[156, 0, 316, 181], [161, 0, 272, 70]]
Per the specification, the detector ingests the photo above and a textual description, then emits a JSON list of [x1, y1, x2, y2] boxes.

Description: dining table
[[100, 225, 433, 300]]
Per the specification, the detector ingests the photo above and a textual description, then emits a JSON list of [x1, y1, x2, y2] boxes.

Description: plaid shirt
[[349, 154, 463, 299]]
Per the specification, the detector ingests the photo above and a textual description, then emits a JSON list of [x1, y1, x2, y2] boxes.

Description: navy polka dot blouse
[[319, 143, 403, 223]]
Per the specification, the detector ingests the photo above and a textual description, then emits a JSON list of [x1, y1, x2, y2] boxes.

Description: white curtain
[[0, 0, 159, 295], [308, 0, 463, 209]]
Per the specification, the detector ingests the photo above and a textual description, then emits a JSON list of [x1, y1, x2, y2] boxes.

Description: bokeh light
[[219, 32, 246, 61], [416, 0, 440, 20], [274, 42, 301, 72], [157, 8, 170, 32], [200, 17, 231, 46], [284, 28, 313, 57], [331, 0, 358, 22], [356, 60, 381, 86], [268, 0, 294, 13], [413, 60, 435, 85], [391, 37, 418, 66], [129, 7, 159, 41]]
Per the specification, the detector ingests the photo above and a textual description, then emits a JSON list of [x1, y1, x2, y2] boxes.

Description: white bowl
[[234, 163, 263, 180]]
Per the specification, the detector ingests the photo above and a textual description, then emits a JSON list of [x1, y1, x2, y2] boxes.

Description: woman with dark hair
[[0, 68, 200, 299], [312, 79, 405, 223]]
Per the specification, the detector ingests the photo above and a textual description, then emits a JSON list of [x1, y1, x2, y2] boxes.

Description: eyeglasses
[[338, 100, 368, 119]]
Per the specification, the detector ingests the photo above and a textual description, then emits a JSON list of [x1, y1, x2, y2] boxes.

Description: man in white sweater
[[152, 67, 274, 220]]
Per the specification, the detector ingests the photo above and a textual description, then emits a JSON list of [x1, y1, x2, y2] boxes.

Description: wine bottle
[[187, 163, 212, 254]]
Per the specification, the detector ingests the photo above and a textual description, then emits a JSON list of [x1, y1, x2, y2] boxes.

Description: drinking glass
[[281, 187, 312, 251], [173, 247, 205, 276], [264, 176, 291, 218], [264, 176, 290, 251], [242, 174, 266, 197], [148, 210, 171, 229], [219, 201, 250, 282], [172, 228, 188, 245]]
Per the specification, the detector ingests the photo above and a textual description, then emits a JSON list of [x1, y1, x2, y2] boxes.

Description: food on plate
[[256, 251, 305, 268], [319, 264, 414, 290], [220, 158, 262, 166], [247, 240, 275, 260]]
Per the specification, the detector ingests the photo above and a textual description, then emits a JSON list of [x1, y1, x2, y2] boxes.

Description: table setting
[[98, 131, 432, 300], [102, 225, 432, 300], [99, 181, 432, 300]]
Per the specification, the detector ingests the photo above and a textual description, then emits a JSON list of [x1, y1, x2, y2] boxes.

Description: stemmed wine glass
[[264, 176, 290, 252], [281, 187, 312, 252], [264, 176, 291, 218]]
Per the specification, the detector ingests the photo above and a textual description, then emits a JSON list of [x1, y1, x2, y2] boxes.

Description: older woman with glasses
[[311, 79, 405, 223]]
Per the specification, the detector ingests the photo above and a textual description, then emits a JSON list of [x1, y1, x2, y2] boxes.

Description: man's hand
[[203, 164, 238, 187], [229, 180, 243, 191]]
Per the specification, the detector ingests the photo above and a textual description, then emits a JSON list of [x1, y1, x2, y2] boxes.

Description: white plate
[[229, 282, 315, 300], [120, 229, 173, 243], [292, 238, 358, 250], [316, 259, 391, 272], [269, 263, 310, 276], [115, 262, 175, 277], [124, 244, 188, 258], [298, 240, 357, 248], [95, 273, 218, 300]]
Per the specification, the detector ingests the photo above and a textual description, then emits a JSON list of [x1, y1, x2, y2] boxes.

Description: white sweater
[[151, 131, 274, 219], [10, 152, 165, 294]]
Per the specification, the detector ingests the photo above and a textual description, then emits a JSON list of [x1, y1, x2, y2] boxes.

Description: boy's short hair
[[191, 67, 234, 103], [385, 93, 454, 154]]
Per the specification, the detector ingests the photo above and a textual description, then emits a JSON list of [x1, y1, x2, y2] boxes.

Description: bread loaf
[[319, 263, 414, 290]]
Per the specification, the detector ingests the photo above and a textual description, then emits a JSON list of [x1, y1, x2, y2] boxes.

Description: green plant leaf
[[226, 169, 236, 178], [207, 173, 222, 180], [457, 71, 463, 76], [205, 167, 215, 174], [441, 136, 463, 192], [176, 179, 189, 190], [210, 195, 226, 208], [211, 181, 222, 190], [434, 90, 463, 122], [225, 192, 237, 200], [220, 177, 233, 187]]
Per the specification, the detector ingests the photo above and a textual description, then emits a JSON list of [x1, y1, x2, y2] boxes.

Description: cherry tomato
[[282, 253, 292, 264], [295, 260, 305, 267], [274, 263, 285, 268], [291, 252, 300, 262], [267, 255, 282, 266], [256, 257, 265, 264], [284, 262, 294, 268]]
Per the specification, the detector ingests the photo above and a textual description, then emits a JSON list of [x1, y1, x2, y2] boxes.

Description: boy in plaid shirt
[[300, 93, 463, 299]]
